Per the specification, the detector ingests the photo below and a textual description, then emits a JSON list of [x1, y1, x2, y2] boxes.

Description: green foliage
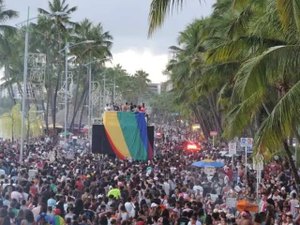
[[149, 91, 179, 118], [0, 104, 43, 139], [165, 0, 300, 165], [148, 0, 188, 36]]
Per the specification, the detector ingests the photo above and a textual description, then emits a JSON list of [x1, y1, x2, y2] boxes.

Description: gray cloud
[[6, 0, 215, 54]]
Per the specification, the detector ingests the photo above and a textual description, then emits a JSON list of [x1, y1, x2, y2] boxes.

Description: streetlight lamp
[[20, 8, 67, 163], [59, 40, 96, 146]]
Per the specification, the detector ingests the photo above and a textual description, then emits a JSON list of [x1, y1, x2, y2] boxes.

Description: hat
[[53, 208, 61, 215], [151, 203, 158, 208], [47, 198, 56, 208]]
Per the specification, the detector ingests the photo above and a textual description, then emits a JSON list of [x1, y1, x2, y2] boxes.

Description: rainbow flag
[[54, 215, 65, 225], [103, 112, 153, 161]]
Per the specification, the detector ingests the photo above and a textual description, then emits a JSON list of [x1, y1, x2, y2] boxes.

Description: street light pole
[[113, 75, 116, 103], [19, 11, 68, 160], [88, 61, 92, 150], [64, 42, 69, 145], [59, 40, 97, 146], [103, 73, 106, 109], [20, 7, 30, 163]]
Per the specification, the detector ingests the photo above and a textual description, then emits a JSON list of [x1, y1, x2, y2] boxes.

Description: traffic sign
[[240, 137, 253, 148], [210, 131, 218, 136], [228, 142, 237, 155]]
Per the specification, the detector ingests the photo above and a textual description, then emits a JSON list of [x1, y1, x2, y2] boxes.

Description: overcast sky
[[6, 0, 215, 82]]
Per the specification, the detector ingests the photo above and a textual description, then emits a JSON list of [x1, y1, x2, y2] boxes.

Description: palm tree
[[29, 17, 62, 130], [37, 0, 78, 129], [0, 0, 18, 34], [133, 70, 151, 103], [38, 0, 77, 34], [72, 19, 112, 61], [148, 0, 193, 36], [68, 19, 113, 130], [166, 0, 300, 188], [210, 0, 300, 185], [0, 0, 18, 103]]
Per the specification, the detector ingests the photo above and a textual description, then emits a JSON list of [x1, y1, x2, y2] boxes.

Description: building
[[147, 83, 161, 95]]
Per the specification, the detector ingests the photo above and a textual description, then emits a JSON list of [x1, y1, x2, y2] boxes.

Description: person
[[35, 212, 53, 225], [125, 198, 136, 219], [122, 102, 128, 112], [188, 215, 201, 225], [107, 184, 121, 200], [117, 205, 129, 223], [21, 210, 35, 225], [140, 103, 146, 113], [294, 205, 300, 224], [290, 193, 299, 219], [176, 211, 190, 225], [104, 104, 111, 111]]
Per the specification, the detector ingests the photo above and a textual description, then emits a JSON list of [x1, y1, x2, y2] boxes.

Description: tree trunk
[[43, 90, 50, 132], [4, 65, 16, 105], [70, 83, 79, 131], [69, 83, 88, 130], [16, 82, 23, 99], [79, 93, 88, 131], [283, 141, 300, 190], [199, 111, 211, 139], [69, 68, 86, 131], [52, 71, 61, 129], [207, 94, 222, 133], [192, 106, 209, 139]]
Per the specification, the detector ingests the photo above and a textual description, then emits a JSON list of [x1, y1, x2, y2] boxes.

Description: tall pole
[[64, 42, 69, 145], [88, 62, 92, 151], [103, 73, 106, 109], [245, 146, 248, 183], [20, 7, 30, 163], [113, 75, 116, 103]]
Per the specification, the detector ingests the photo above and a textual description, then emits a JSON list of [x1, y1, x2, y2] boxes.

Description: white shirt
[[290, 198, 299, 218], [193, 185, 203, 196], [163, 181, 170, 196], [124, 202, 135, 218], [32, 205, 41, 219], [11, 191, 23, 202], [188, 220, 202, 225]]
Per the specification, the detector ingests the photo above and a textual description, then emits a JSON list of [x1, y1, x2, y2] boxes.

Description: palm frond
[[232, 0, 251, 10], [227, 6, 252, 39], [38, 8, 51, 15], [276, 0, 300, 34], [148, 0, 199, 37], [0, 9, 18, 21], [224, 90, 264, 139], [255, 80, 300, 154], [233, 45, 300, 100]]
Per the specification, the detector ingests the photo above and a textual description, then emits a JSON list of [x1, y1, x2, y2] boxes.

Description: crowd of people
[[104, 103, 146, 114], [0, 124, 298, 225]]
